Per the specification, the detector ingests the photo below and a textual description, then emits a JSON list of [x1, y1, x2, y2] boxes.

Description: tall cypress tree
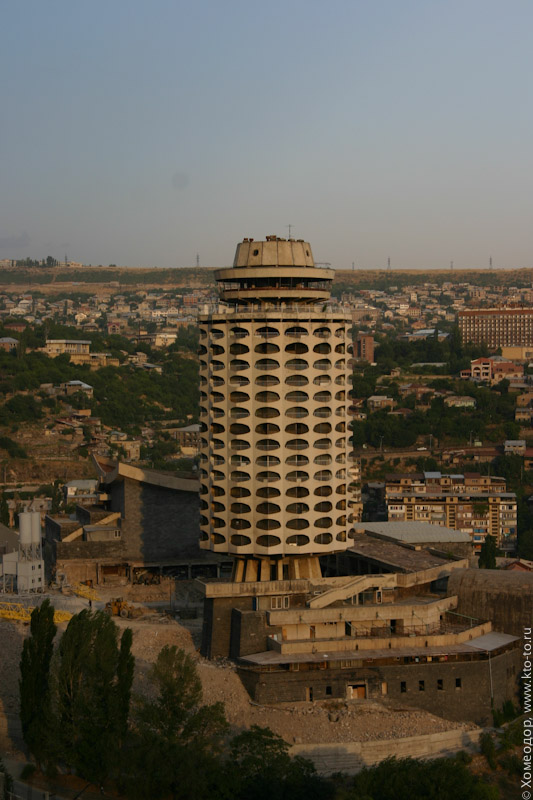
[[19, 599, 57, 770], [0, 493, 9, 527], [55, 610, 134, 784], [478, 534, 498, 569]]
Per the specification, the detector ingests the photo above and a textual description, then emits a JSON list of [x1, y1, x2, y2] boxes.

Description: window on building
[[455, 677, 462, 689], [437, 679, 443, 691], [419, 680, 425, 691], [270, 596, 290, 610], [400, 681, 407, 693], [325, 686, 332, 696]]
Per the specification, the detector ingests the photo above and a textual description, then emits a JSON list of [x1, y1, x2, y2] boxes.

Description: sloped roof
[[0, 522, 18, 552]]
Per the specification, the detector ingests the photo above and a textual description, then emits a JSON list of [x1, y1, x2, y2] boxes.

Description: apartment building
[[385, 472, 517, 552], [198, 235, 354, 579], [42, 339, 119, 368], [44, 339, 91, 357], [458, 307, 533, 348], [354, 334, 375, 363]]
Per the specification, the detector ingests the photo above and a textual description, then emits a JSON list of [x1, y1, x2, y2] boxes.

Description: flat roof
[[349, 535, 450, 573], [361, 522, 471, 544], [239, 632, 519, 667], [465, 632, 518, 652]]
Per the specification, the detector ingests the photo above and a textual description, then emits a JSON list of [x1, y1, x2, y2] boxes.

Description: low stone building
[[198, 552, 521, 725], [44, 457, 230, 586]]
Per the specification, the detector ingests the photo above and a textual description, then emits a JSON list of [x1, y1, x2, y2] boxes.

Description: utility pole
[[286, 224, 294, 239], [196, 254, 200, 268], [387, 257, 391, 271]]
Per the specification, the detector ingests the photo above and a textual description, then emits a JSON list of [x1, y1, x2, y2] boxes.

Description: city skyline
[[2, 1, 533, 270]]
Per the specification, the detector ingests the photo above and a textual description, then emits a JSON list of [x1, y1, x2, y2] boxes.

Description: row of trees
[[18, 601, 501, 799], [19, 602, 331, 799]]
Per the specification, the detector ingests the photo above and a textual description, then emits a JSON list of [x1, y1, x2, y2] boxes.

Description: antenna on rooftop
[[450, 260, 454, 271], [489, 256, 493, 270], [286, 224, 294, 239], [196, 253, 200, 268], [387, 257, 391, 271]]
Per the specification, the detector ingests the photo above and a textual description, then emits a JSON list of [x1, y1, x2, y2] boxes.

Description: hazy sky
[[2, 1, 533, 270]]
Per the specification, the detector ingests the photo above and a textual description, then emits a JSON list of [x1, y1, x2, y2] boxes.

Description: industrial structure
[[198, 235, 355, 582], [1, 511, 44, 592]]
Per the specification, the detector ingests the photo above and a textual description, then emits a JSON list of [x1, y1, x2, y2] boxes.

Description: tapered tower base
[[231, 555, 322, 583]]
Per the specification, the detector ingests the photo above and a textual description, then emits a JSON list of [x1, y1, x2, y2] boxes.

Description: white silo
[[19, 512, 32, 554], [31, 512, 42, 557], [15, 511, 45, 593]]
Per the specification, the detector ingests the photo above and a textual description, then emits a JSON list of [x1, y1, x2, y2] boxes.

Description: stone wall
[[230, 609, 282, 659], [238, 647, 521, 725], [56, 540, 123, 560], [291, 728, 483, 775], [111, 477, 200, 562], [201, 596, 254, 659], [448, 569, 533, 637]]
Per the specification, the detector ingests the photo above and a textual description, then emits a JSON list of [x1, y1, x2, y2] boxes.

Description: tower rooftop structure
[[215, 236, 331, 306], [199, 236, 354, 581]]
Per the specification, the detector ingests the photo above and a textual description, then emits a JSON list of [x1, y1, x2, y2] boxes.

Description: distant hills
[[2, 263, 533, 292]]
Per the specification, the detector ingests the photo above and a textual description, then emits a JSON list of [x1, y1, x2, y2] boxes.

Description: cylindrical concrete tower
[[198, 236, 353, 581]]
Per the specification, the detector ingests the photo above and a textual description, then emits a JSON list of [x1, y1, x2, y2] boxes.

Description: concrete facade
[[198, 236, 354, 562]]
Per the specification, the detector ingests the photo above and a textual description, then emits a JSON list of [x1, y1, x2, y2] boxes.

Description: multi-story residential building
[[385, 472, 517, 552], [458, 307, 533, 348], [44, 339, 91, 357], [174, 423, 201, 455], [42, 339, 119, 368], [198, 235, 354, 582], [353, 334, 374, 363]]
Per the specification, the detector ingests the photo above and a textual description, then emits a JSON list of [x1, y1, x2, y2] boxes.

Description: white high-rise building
[[198, 236, 354, 581]]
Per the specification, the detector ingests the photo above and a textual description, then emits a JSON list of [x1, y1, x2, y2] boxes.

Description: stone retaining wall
[[291, 728, 483, 774]]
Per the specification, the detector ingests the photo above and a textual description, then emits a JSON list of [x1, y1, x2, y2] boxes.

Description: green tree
[[125, 645, 227, 800], [0, 756, 14, 800], [478, 535, 497, 569], [19, 599, 58, 770], [55, 610, 134, 784], [0, 492, 9, 526], [518, 529, 533, 560], [227, 725, 331, 800], [348, 755, 498, 800]]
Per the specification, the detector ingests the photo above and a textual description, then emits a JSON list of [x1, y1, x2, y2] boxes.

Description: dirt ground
[[0, 588, 476, 749]]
